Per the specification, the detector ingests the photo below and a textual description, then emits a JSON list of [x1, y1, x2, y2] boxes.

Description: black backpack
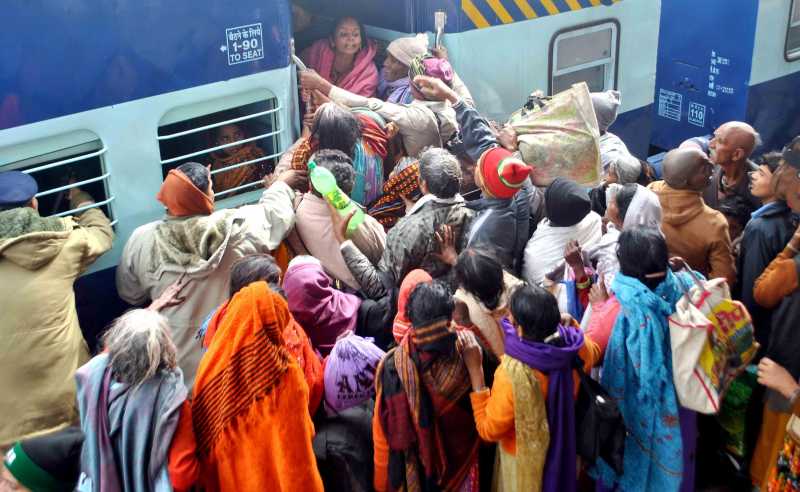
[[574, 358, 627, 475]]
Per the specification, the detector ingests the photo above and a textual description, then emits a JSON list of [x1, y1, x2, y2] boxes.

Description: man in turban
[[116, 162, 306, 387]]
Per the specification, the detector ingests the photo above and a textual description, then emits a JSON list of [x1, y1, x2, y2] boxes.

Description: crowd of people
[[2, 12, 800, 492]]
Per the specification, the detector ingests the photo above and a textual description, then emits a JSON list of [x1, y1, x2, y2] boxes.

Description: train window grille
[[157, 94, 283, 202], [2, 139, 116, 225], [787, 0, 800, 61], [550, 21, 618, 95]]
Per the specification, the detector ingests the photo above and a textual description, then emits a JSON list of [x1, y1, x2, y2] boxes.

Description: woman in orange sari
[[168, 282, 324, 492]]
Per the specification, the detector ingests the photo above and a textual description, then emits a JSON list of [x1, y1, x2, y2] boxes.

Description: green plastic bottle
[[308, 160, 365, 236]]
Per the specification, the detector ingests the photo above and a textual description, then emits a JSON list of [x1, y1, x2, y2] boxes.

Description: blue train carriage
[[650, 0, 800, 153], [0, 1, 296, 346], [309, 0, 662, 157]]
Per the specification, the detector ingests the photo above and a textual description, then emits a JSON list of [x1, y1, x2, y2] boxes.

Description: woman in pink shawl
[[301, 16, 378, 98], [283, 256, 362, 356]]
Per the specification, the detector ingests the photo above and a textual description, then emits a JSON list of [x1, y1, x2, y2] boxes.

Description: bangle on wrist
[[789, 386, 800, 404], [576, 277, 592, 289], [788, 243, 800, 254]]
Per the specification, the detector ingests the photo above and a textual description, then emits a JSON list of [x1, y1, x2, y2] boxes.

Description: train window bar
[[159, 127, 282, 165], [4, 140, 116, 226], [157, 94, 284, 203], [156, 105, 282, 141]]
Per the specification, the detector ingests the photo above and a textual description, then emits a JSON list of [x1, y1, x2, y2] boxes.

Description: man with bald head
[[649, 147, 736, 284], [704, 121, 762, 211]]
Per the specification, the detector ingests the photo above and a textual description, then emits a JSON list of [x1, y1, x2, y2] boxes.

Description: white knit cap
[[386, 33, 429, 67]]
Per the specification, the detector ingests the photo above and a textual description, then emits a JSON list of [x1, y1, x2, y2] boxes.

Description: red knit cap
[[478, 147, 530, 199]]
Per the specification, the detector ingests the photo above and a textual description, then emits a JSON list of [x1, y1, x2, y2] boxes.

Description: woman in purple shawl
[[283, 256, 362, 356], [460, 284, 597, 492]]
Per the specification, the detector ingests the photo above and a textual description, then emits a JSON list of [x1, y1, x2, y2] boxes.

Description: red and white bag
[[668, 270, 758, 414]]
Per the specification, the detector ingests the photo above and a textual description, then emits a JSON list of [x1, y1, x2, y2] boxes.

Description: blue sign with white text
[[650, 0, 759, 150]]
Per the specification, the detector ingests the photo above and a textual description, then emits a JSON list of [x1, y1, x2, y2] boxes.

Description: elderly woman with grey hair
[[333, 146, 474, 298], [75, 309, 187, 491], [589, 150, 643, 216]]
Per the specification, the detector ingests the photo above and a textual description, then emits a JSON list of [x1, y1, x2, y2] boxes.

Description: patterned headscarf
[[392, 269, 433, 343], [367, 159, 422, 230], [377, 318, 479, 492]]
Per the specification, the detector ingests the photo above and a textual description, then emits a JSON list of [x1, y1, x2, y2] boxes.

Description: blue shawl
[[596, 270, 692, 492]]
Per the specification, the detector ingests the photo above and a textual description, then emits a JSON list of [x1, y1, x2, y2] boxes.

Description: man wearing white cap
[[378, 33, 429, 104]]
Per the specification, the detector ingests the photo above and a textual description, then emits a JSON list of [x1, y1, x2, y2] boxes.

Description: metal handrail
[[21, 147, 107, 175], [159, 128, 283, 165], [157, 105, 282, 141]]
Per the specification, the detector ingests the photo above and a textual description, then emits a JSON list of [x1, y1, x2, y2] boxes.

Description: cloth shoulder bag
[[789, 413, 800, 443], [668, 265, 759, 414]]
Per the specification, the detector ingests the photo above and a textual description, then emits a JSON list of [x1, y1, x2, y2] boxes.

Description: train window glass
[[551, 21, 618, 95], [157, 91, 283, 202], [787, 0, 800, 60], [1, 134, 115, 223]]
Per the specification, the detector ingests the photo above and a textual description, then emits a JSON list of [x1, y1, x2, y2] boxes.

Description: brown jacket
[[649, 180, 735, 284], [0, 206, 113, 448]]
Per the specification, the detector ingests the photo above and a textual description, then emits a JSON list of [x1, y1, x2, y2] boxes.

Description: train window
[[787, 0, 800, 61], [157, 90, 283, 202], [1, 133, 115, 223], [550, 21, 619, 95]]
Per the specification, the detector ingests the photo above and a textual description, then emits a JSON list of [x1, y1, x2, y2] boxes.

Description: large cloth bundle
[[508, 82, 601, 186], [668, 271, 759, 414], [323, 334, 385, 413]]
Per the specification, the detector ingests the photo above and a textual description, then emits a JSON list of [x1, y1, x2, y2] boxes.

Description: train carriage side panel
[[650, 0, 800, 153], [747, 0, 800, 151], [0, 1, 292, 130], [434, 0, 659, 158]]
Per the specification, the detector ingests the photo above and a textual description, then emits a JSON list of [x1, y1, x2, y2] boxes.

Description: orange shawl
[[157, 169, 214, 216], [202, 297, 323, 416], [192, 282, 323, 491], [208, 144, 265, 193]]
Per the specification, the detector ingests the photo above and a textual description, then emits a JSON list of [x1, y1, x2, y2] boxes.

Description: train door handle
[[676, 77, 697, 91]]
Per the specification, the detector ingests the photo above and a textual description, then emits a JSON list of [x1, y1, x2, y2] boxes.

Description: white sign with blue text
[[223, 23, 264, 66]]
